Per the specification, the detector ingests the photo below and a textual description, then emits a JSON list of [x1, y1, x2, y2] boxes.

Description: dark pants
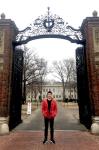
[[44, 117, 54, 140]]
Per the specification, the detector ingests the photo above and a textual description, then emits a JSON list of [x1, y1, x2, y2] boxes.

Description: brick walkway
[[0, 103, 99, 150], [0, 130, 99, 150]]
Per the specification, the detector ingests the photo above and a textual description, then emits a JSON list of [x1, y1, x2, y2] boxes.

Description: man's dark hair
[[47, 90, 52, 94]]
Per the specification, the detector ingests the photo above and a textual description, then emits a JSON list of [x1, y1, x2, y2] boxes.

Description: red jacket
[[42, 98, 57, 119]]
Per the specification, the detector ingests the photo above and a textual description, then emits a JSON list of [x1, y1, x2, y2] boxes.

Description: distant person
[[39, 94, 42, 102], [42, 91, 57, 144]]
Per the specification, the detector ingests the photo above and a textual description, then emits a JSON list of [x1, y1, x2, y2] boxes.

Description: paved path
[[14, 102, 86, 131], [1, 103, 99, 150]]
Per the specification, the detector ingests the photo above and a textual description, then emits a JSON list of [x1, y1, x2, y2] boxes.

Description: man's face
[[47, 93, 52, 100]]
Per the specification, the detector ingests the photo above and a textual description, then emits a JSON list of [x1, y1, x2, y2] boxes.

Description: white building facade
[[26, 82, 77, 101], [42, 82, 77, 101]]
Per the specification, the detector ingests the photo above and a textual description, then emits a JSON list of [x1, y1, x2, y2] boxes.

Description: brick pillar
[[81, 11, 99, 134], [0, 13, 18, 134]]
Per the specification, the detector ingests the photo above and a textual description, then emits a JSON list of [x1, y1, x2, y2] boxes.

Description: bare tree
[[69, 60, 77, 100], [63, 59, 77, 100], [52, 58, 76, 101], [23, 46, 48, 102], [23, 46, 34, 103], [30, 57, 48, 100]]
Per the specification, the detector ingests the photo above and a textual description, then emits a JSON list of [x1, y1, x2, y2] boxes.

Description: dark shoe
[[43, 139, 48, 144], [50, 139, 55, 144]]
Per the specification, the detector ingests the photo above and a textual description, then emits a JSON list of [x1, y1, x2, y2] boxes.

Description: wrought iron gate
[[10, 7, 88, 129], [9, 48, 23, 130], [76, 47, 92, 129]]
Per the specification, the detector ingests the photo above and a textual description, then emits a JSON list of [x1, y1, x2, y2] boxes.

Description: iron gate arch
[[13, 7, 85, 46]]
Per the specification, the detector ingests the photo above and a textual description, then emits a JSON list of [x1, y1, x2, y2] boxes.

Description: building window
[[56, 95, 58, 98], [53, 88, 55, 92], [71, 95, 73, 98], [43, 95, 45, 98], [70, 90, 73, 92], [43, 89, 45, 92], [53, 95, 55, 98], [95, 30, 99, 44]]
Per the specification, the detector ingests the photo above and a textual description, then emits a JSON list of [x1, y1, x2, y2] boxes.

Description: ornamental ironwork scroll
[[14, 7, 85, 46]]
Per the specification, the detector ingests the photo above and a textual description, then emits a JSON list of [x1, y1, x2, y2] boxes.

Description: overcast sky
[[0, 0, 99, 79]]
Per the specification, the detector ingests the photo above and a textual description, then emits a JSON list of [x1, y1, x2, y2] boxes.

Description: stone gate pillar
[[0, 13, 18, 134], [81, 11, 99, 134]]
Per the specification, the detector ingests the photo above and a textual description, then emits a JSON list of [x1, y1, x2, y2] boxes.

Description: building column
[[81, 11, 99, 134], [91, 117, 99, 134], [0, 117, 9, 135], [0, 13, 18, 134]]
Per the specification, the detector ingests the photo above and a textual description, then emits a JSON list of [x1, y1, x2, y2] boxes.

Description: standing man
[[42, 91, 57, 144]]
